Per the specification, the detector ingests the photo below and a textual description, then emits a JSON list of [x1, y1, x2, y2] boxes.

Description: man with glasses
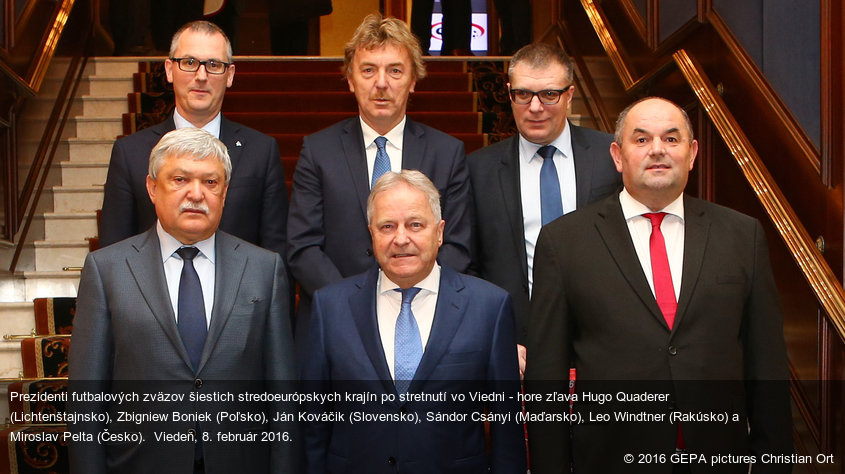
[[467, 43, 621, 375], [99, 21, 288, 260]]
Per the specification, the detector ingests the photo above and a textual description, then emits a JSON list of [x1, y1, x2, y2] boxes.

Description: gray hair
[[149, 128, 232, 183], [613, 96, 694, 145], [508, 43, 575, 83], [343, 13, 427, 81], [170, 20, 233, 63], [367, 170, 442, 222]]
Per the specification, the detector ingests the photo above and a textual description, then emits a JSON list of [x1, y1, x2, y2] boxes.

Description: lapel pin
[[250, 296, 262, 303], [236, 140, 242, 147]]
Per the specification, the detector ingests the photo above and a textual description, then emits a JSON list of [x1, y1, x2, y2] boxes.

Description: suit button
[[387, 456, 396, 465], [195, 378, 203, 388], [366, 249, 373, 256], [188, 428, 197, 437], [667, 346, 677, 356]]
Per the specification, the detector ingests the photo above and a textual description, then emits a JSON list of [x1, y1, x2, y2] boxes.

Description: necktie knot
[[399, 287, 422, 306], [177, 246, 200, 261], [537, 145, 557, 161], [374, 136, 387, 151], [643, 212, 667, 228]]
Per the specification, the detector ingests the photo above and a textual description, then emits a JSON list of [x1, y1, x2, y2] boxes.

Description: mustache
[[179, 202, 209, 214]]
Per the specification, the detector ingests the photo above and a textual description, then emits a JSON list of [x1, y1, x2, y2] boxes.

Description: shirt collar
[[618, 188, 685, 222], [360, 116, 406, 151], [378, 264, 441, 296], [173, 109, 222, 139], [156, 221, 216, 264], [518, 119, 573, 164]]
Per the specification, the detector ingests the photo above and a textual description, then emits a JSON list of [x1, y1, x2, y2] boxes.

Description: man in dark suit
[[287, 13, 472, 342], [68, 128, 299, 474], [300, 170, 524, 473], [524, 97, 792, 473], [100, 20, 287, 257], [468, 43, 621, 372]]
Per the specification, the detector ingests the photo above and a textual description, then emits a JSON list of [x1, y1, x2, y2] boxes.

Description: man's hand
[[517, 344, 527, 381]]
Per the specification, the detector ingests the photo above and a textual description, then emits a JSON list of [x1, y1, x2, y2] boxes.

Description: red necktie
[[643, 212, 685, 450], [643, 213, 676, 329]]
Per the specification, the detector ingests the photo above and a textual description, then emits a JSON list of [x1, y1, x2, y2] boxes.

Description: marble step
[[32, 241, 90, 272], [60, 138, 114, 163], [59, 162, 108, 187], [0, 271, 80, 304], [90, 57, 145, 77], [81, 96, 129, 117], [86, 75, 134, 96], [73, 117, 122, 140], [40, 212, 98, 241], [50, 185, 104, 213]]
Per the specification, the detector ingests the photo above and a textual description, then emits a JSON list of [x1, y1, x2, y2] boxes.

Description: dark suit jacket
[[287, 117, 472, 339], [300, 266, 525, 473], [524, 194, 792, 474], [68, 228, 300, 474], [467, 124, 621, 341], [99, 115, 288, 256]]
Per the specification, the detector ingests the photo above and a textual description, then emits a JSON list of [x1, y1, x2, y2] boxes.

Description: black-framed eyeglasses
[[169, 57, 231, 75], [509, 85, 573, 105]]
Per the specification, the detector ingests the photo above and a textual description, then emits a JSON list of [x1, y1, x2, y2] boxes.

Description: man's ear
[[164, 58, 175, 84], [610, 142, 623, 173], [146, 175, 157, 204], [226, 63, 235, 88]]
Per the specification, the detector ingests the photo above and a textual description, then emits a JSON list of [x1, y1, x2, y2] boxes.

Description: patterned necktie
[[176, 247, 207, 371], [538, 145, 564, 225], [643, 213, 677, 329], [394, 287, 423, 394], [372, 136, 390, 188]]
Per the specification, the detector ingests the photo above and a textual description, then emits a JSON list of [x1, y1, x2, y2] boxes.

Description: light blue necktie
[[372, 136, 390, 188], [394, 287, 423, 394], [176, 247, 207, 372], [538, 145, 564, 225]]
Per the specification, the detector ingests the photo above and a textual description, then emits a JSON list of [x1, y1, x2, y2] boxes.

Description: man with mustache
[[287, 13, 472, 344], [68, 128, 299, 474], [99, 20, 288, 259]]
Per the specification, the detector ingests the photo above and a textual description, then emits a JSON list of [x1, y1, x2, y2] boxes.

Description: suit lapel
[[674, 196, 709, 333], [401, 118, 426, 171], [152, 116, 176, 139], [571, 124, 595, 208], [349, 269, 396, 395], [125, 228, 194, 370], [410, 268, 466, 392], [497, 137, 529, 281], [198, 232, 248, 372], [594, 196, 668, 328], [341, 119, 371, 219], [218, 116, 242, 173]]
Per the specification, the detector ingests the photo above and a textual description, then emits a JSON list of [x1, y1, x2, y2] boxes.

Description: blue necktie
[[394, 287, 422, 394], [176, 247, 207, 372], [372, 136, 390, 188], [538, 145, 564, 226]]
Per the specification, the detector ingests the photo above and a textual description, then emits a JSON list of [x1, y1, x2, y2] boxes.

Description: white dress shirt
[[173, 109, 222, 138], [519, 122, 576, 294], [361, 116, 406, 188], [376, 265, 441, 380], [618, 189, 684, 299], [157, 222, 216, 327]]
